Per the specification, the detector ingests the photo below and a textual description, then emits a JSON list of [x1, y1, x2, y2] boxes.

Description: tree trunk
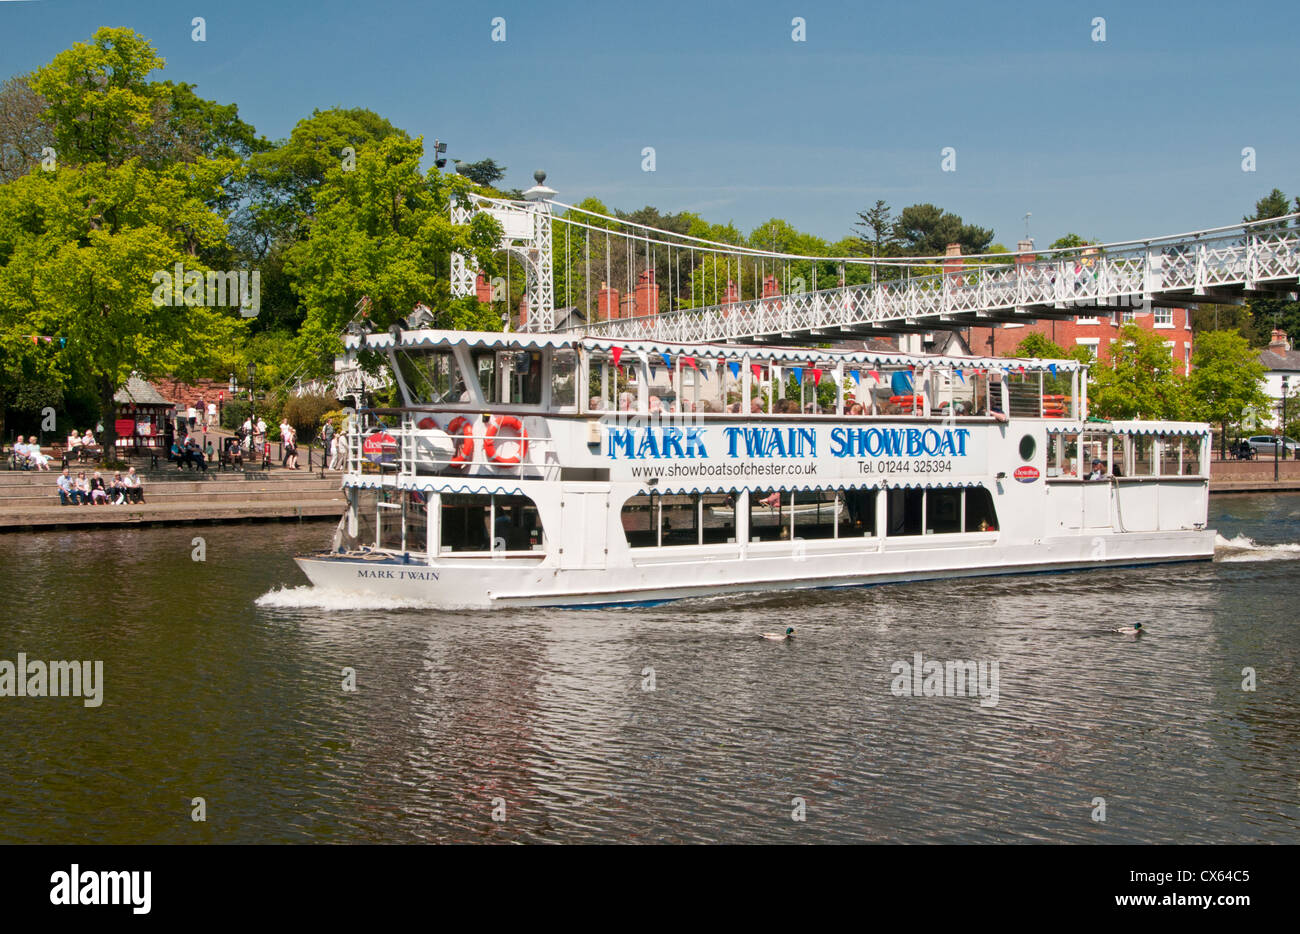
[[99, 377, 119, 466]]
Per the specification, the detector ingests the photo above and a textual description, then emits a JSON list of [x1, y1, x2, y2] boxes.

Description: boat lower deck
[[296, 527, 1216, 608]]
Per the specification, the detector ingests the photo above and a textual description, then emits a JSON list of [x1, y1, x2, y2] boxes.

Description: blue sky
[[3, 0, 1298, 250]]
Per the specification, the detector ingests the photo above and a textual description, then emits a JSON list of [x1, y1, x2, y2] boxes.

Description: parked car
[[1245, 435, 1300, 457]]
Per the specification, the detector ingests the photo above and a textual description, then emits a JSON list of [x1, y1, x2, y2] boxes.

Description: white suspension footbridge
[[448, 176, 1300, 345]]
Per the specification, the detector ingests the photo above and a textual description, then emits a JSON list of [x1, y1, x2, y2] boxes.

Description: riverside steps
[[0, 467, 344, 531]]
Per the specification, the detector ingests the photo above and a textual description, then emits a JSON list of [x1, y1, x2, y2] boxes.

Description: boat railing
[[343, 416, 560, 482]]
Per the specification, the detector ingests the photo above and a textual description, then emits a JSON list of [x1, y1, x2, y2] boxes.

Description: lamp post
[[1275, 374, 1288, 482], [1283, 374, 1290, 463]]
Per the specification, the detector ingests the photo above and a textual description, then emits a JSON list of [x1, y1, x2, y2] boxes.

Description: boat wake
[[255, 585, 440, 611], [1214, 533, 1300, 562]]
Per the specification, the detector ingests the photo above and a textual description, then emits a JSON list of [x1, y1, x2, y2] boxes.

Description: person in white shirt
[[1087, 458, 1107, 480], [56, 468, 76, 505], [206, 401, 217, 428], [123, 467, 145, 503]]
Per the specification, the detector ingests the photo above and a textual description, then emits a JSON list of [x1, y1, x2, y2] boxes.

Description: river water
[[1, 494, 1298, 844]]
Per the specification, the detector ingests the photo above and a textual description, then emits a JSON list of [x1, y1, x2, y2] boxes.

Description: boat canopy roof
[[348, 328, 1085, 373], [1045, 420, 1211, 436]]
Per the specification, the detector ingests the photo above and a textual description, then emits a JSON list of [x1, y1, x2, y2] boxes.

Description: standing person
[[241, 415, 253, 452], [321, 419, 335, 468], [197, 397, 206, 429], [280, 419, 292, 466], [206, 399, 217, 429], [255, 416, 267, 465], [330, 422, 347, 470]]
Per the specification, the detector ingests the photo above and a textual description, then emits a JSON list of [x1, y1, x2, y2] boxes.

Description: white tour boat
[[295, 329, 1215, 608]]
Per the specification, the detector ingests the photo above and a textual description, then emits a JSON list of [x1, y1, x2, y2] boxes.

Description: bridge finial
[[533, 170, 547, 185]]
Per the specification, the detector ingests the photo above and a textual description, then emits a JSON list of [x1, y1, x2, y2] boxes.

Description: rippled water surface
[[2, 494, 1298, 843]]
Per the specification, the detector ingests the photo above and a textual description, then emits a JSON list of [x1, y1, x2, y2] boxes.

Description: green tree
[[853, 199, 897, 259], [287, 135, 503, 374], [1187, 330, 1269, 456], [453, 157, 506, 187], [1088, 324, 1189, 420], [29, 27, 167, 168], [894, 203, 994, 256], [0, 158, 243, 455]]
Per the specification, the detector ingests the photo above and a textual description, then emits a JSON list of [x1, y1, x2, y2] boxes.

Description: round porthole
[[1019, 435, 1036, 461]]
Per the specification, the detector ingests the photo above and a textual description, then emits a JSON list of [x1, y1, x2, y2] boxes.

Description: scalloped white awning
[[347, 328, 1083, 373], [1046, 420, 1210, 436]]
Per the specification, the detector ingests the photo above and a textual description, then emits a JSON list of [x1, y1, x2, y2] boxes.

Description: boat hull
[[294, 528, 1216, 609]]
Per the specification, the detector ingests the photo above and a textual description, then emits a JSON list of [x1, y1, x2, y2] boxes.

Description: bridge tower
[[450, 170, 557, 332]]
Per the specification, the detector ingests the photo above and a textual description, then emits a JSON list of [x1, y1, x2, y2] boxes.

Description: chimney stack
[[1270, 328, 1291, 353], [1016, 239, 1036, 267]]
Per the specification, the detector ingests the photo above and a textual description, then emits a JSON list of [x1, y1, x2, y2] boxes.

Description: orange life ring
[[445, 416, 475, 467], [484, 415, 528, 466], [889, 395, 920, 406]]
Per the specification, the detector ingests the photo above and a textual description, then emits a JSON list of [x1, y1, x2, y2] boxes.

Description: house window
[[1154, 307, 1173, 327], [1075, 337, 1100, 361]]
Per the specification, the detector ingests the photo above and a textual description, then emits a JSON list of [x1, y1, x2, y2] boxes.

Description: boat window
[[376, 489, 428, 552], [621, 492, 738, 547], [621, 493, 660, 547], [1006, 372, 1043, 418], [395, 349, 459, 404], [440, 493, 543, 552], [1176, 435, 1202, 476], [474, 353, 500, 404], [505, 352, 543, 405], [1019, 434, 1036, 461], [659, 494, 698, 546], [552, 349, 578, 409], [700, 492, 737, 543], [353, 489, 379, 547], [927, 488, 963, 534], [964, 487, 998, 532], [1048, 432, 1080, 477], [792, 489, 840, 540], [842, 488, 877, 536], [750, 489, 789, 542], [887, 488, 924, 536], [1131, 434, 1155, 476]]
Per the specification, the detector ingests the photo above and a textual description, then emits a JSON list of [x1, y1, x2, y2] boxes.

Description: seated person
[[185, 436, 207, 471], [1086, 458, 1106, 480], [27, 438, 52, 471], [89, 471, 109, 505], [109, 471, 128, 504], [80, 430, 101, 458], [123, 467, 145, 503], [56, 468, 76, 505], [170, 438, 188, 468], [74, 471, 91, 504], [67, 430, 82, 452]]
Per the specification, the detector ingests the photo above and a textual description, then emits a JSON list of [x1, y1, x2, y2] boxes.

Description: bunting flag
[[955, 369, 966, 383], [791, 366, 803, 384], [850, 369, 861, 385], [611, 346, 623, 369], [812, 368, 823, 386], [681, 355, 696, 369], [868, 369, 881, 382], [1048, 363, 1058, 377], [728, 361, 741, 379], [751, 364, 763, 380], [660, 353, 672, 369]]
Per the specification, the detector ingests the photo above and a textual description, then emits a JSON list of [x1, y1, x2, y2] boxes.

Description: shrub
[[282, 393, 340, 444]]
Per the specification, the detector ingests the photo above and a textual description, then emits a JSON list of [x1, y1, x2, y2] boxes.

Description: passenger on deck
[[1087, 458, 1107, 480], [648, 395, 663, 414], [589, 396, 604, 411]]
